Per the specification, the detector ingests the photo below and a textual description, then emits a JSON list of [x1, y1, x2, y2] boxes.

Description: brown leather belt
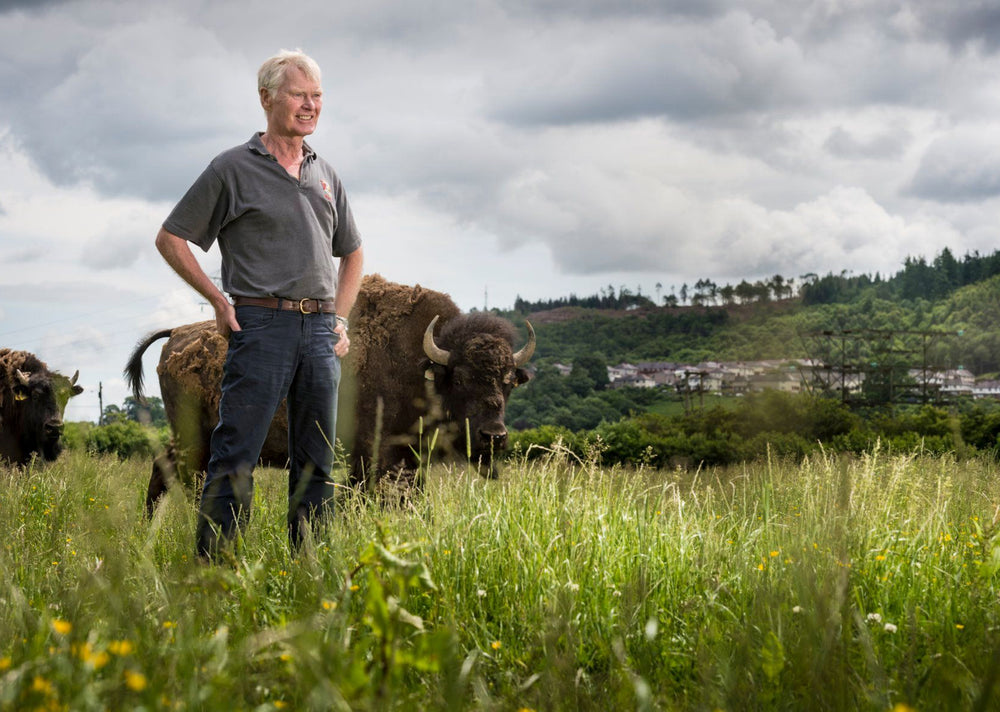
[[232, 296, 337, 315]]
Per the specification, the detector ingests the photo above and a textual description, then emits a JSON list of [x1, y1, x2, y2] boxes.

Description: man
[[156, 49, 364, 558]]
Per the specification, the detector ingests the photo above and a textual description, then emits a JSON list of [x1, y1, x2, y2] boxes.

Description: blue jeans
[[196, 305, 340, 557]]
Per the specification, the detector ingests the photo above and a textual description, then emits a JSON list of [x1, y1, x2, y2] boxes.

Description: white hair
[[257, 49, 322, 95]]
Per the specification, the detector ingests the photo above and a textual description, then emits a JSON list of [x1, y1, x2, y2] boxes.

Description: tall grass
[[1, 444, 998, 710]]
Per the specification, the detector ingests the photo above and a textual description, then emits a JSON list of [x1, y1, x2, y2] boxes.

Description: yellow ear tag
[[15, 392, 27, 401]]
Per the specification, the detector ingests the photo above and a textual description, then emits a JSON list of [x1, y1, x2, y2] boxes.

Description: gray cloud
[[824, 125, 911, 161], [908, 128, 1000, 203], [0, 0, 69, 11], [486, 12, 812, 126], [919, 2, 1000, 53], [11, 16, 253, 201], [0, 0, 998, 283], [1, 247, 44, 263]]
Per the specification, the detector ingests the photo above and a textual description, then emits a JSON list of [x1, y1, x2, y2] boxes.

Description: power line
[[0, 294, 166, 341]]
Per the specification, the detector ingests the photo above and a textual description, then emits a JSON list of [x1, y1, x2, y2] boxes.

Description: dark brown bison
[[0, 349, 83, 466], [125, 274, 535, 513], [347, 274, 534, 488]]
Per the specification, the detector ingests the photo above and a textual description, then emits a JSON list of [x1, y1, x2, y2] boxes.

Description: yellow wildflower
[[108, 640, 134, 656], [491, 641, 502, 650], [88, 650, 111, 670], [31, 676, 53, 695], [51, 619, 72, 635], [124, 669, 148, 691], [0, 656, 11, 671]]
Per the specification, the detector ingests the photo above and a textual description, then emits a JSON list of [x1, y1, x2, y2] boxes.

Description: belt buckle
[[298, 298, 313, 315]]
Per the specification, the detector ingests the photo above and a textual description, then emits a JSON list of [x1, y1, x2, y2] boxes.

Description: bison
[[347, 274, 535, 488], [125, 274, 535, 513], [0, 349, 83, 466]]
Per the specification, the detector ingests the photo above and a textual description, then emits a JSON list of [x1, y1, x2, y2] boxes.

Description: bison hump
[[349, 274, 460, 374]]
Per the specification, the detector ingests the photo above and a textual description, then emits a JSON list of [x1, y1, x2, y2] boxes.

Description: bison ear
[[13, 370, 30, 401], [514, 368, 532, 387]]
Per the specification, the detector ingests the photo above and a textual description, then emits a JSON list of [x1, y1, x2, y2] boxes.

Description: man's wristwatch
[[335, 315, 349, 330]]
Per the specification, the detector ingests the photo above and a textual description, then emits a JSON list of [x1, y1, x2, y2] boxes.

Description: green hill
[[507, 269, 1000, 378], [498, 250, 1000, 464]]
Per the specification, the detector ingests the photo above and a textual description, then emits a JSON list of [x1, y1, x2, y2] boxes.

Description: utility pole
[[800, 328, 961, 407], [98, 382, 103, 425]]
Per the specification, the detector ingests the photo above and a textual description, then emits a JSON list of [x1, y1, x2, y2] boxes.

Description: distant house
[[607, 363, 640, 382], [552, 362, 573, 377], [649, 370, 681, 388], [973, 380, 1000, 399], [596, 357, 982, 400], [636, 362, 680, 376], [749, 370, 802, 393], [907, 367, 975, 396], [609, 374, 657, 389]]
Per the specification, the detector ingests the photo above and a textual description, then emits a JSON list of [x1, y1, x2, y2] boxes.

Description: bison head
[[422, 313, 535, 476], [11, 368, 80, 463]]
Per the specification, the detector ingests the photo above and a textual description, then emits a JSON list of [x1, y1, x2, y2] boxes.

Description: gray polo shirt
[[164, 133, 362, 301]]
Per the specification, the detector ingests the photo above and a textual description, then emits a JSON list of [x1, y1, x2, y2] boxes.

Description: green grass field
[[1, 444, 998, 710]]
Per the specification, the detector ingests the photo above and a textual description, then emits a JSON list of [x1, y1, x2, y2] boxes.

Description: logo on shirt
[[320, 179, 333, 202]]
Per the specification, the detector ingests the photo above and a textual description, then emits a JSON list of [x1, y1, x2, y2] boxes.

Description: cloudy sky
[[1, 0, 999, 422]]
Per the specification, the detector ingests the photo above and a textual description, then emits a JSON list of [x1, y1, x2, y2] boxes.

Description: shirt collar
[[248, 132, 316, 161]]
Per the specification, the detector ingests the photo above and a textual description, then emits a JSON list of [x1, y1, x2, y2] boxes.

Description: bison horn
[[513, 321, 536, 367], [16, 369, 30, 386], [70, 370, 79, 386], [423, 315, 451, 365]]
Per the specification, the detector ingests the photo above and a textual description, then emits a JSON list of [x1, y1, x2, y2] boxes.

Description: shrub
[[61, 422, 95, 451], [508, 425, 586, 460], [84, 421, 168, 460]]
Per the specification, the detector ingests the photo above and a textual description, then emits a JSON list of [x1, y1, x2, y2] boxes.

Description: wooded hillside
[[501, 248, 1000, 378]]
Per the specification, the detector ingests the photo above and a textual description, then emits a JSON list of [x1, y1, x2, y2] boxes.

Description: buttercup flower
[[109, 640, 135, 656], [51, 619, 72, 635], [124, 669, 148, 691]]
